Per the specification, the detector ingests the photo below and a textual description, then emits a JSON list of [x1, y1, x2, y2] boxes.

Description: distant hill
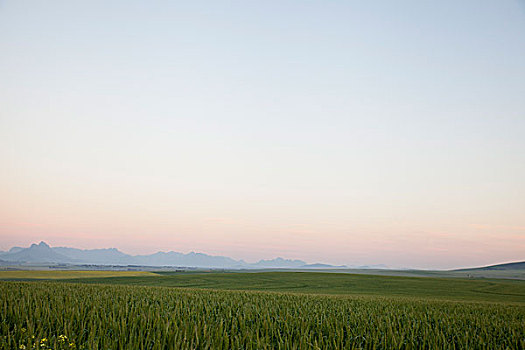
[[132, 251, 243, 268], [456, 261, 525, 271], [300, 263, 347, 269], [252, 257, 306, 268], [8, 247, 25, 254], [0, 247, 24, 255], [0, 241, 337, 269], [0, 242, 245, 268], [350, 264, 388, 269], [2, 242, 74, 263], [53, 247, 132, 265]]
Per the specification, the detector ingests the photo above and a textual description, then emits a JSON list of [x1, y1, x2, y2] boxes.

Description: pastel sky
[[1, 1, 524, 269]]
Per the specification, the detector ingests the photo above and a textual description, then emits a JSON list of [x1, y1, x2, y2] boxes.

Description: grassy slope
[[457, 261, 525, 271], [46, 271, 525, 303]]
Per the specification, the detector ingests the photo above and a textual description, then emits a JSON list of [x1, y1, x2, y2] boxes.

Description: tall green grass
[[1, 282, 523, 349]]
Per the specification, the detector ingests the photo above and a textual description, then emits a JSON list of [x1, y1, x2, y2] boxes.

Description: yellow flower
[[58, 335, 68, 343], [19, 345, 26, 350]]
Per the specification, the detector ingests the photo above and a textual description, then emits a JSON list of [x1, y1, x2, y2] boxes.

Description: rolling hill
[[456, 261, 525, 271]]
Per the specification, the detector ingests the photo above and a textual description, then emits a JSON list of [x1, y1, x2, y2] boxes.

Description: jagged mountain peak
[[29, 241, 52, 249], [4, 241, 72, 263]]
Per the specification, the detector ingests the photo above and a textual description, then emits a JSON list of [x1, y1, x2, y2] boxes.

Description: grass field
[[1, 281, 524, 349], [0, 270, 156, 279], [24, 270, 525, 303], [1, 271, 524, 349], [324, 267, 525, 280]]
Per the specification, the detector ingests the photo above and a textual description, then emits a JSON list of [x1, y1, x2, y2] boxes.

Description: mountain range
[[0, 241, 346, 269]]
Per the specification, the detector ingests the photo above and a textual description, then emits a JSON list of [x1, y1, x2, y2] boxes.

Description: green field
[[0, 270, 156, 279], [2, 270, 525, 302], [1, 271, 524, 349], [47, 271, 524, 303]]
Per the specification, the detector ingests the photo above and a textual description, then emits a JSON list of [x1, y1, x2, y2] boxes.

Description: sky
[[1, 1, 524, 269]]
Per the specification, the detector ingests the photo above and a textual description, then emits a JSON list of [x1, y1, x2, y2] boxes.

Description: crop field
[[52, 271, 525, 303], [0, 270, 156, 280], [1, 272, 524, 349]]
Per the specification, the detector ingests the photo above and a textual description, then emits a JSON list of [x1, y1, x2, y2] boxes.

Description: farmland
[[58, 270, 525, 303], [0, 270, 156, 280], [1, 272, 524, 349], [2, 269, 524, 303]]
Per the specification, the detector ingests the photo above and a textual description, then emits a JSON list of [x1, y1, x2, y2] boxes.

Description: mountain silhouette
[[0, 241, 343, 269], [2, 241, 74, 263]]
